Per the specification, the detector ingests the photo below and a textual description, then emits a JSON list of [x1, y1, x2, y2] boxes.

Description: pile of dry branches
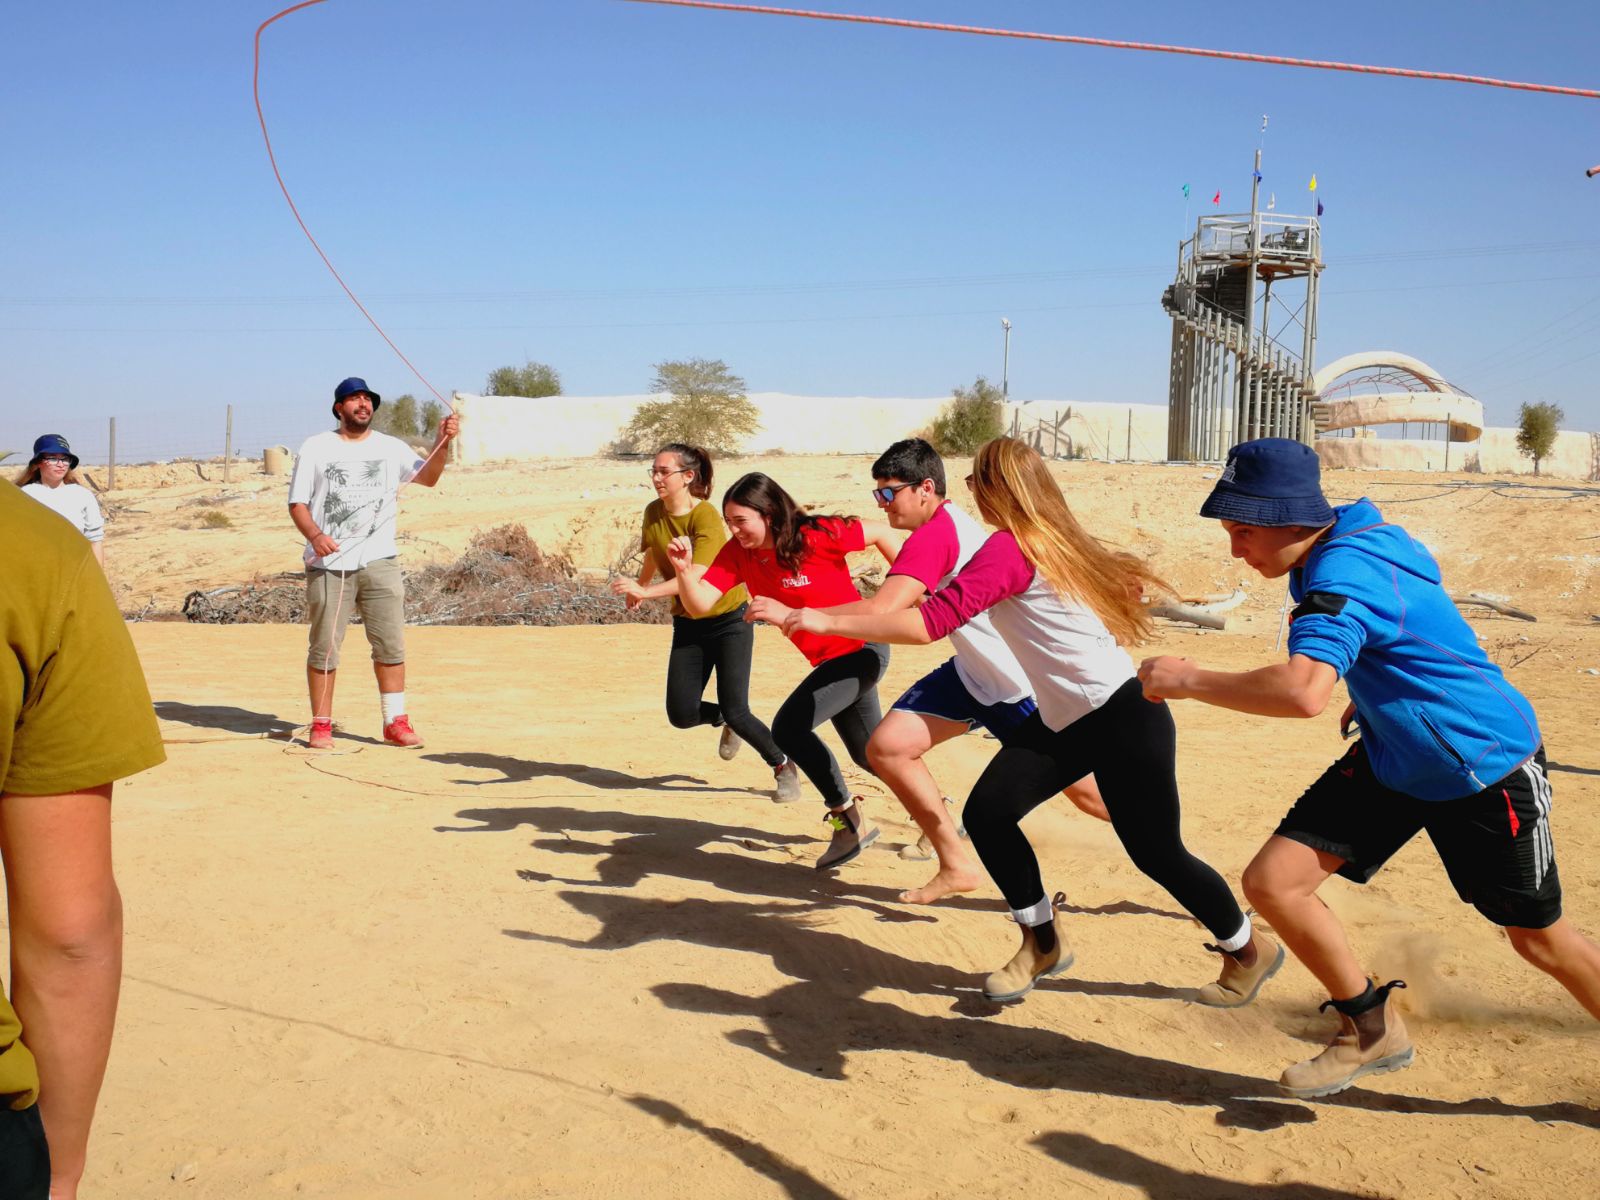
[[181, 525, 668, 628]]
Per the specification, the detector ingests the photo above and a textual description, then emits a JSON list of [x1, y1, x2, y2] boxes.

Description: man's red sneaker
[[383, 715, 425, 749], [307, 719, 335, 750]]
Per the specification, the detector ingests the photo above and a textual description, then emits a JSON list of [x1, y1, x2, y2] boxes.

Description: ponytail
[[661, 443, 713, 500]]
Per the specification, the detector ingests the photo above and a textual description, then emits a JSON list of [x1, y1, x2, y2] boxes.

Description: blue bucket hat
[[30, 433, 79, 470], [332, 377, 381, 416], [1200, 438, 1335, 528]]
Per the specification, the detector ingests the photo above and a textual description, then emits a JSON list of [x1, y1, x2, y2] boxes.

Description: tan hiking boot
[[1196, 930, 1286, 1008], [983, 899, 1074, 1002], [816, 797, 879, 870], [718, 724, 742, 761], [899, 796, 967, 861], [1279, 980, 1413, 1099], [773, 759, 802, 803]]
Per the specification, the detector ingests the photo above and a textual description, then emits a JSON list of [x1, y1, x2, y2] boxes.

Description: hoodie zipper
[[1416, 710, 1486, 791]]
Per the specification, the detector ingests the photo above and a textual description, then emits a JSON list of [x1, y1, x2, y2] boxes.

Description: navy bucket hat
[[1200, 438, 1335, 528], [30, 433, 79, 470], [332, 377, 381, 417]]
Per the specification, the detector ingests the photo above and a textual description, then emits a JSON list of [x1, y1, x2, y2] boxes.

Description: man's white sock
[[381, 692, 406, 724]]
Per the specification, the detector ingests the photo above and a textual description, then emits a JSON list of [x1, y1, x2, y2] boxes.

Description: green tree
[[1516, 402, 1563, 476], [928, 376, 1005, 456], [419, 399, 445, 438], [373, 393, 421, 438], [624, 358, 760, 456], [485, 361, 562, 397]]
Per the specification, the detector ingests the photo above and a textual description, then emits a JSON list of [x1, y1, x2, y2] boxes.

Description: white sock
[[1214, 913, 1253, 954], [1011, 895, 1055, 927], [380, 692, 406, 724]]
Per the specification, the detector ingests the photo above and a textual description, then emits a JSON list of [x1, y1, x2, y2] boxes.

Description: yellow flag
[[1309, 174, 1318, 192]]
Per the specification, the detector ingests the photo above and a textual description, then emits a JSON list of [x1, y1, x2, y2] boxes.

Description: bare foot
[[900, 865, 982, 905]]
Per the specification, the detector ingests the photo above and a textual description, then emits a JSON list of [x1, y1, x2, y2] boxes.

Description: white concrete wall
[[1316, 427, 1598, 479], [450, 391, 1596, 479]]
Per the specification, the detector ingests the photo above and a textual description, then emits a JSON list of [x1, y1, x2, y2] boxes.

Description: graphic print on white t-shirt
[[288, 431, 423, 570]]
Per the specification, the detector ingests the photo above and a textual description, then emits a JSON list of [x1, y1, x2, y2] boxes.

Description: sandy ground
[[55, 456, 1600, 1196]]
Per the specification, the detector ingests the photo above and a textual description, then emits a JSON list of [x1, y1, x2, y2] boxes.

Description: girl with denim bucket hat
[[16, 435, 105, 567], [1140, 436, 1600, 1098], [781, 438, 1282, 1006]]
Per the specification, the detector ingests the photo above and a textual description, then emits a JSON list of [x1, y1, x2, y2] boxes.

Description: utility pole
[[1001, 317, 1012, 399], [108, 416, 117, 490], [224, 404, 233, 484]]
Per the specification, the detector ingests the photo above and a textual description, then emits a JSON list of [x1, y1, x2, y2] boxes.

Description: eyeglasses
[[649, 467, 689, 479], [39, 455, 72, 464], [870, 482, 915, 504]]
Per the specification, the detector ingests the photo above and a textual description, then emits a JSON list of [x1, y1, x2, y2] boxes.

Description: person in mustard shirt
[[1, 481, 165, 1200], [611, 444, 797, 799]]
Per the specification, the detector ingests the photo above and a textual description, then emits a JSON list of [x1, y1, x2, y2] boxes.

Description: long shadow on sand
[[625, 1095, 844, 1200], [511, 887, 1600, 1134], [154, 701, 296, 736], [1033, 1132, 1390, 1199], [1547, 760, 1600, 778], [425, 751, 762, 795], [440, 802, 957, 923]]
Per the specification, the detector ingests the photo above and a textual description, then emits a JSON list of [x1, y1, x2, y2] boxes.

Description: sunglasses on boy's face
[[871, 482, 914, 504]]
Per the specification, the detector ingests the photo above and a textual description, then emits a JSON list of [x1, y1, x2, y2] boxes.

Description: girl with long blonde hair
[[783, 438, 1280, 1006]]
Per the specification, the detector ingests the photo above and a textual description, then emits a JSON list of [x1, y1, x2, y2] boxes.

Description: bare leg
[[1242, 835, 1369, 1000], [866, 710, 983, 904], [374, 660, 406, 697], [1505, 919, 1600, 1020], [307, 666, 337, 721], [1062, 773, 1111, 822]]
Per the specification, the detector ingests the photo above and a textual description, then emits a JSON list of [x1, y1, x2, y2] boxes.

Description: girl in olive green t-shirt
[[611, 445, 795, 797]]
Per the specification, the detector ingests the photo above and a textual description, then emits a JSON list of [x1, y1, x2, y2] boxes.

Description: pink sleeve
[[919, 531, 1035, 639], [887, 509, 958, 593], [700, 539, 742, 594]]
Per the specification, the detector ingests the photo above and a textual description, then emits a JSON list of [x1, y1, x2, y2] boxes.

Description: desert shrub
[[624, 358, 760, 456], [199, 509, 233, 529], [928, 376, 1005, 456]]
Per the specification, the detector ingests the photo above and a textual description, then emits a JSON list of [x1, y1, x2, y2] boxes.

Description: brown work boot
[[816, 797, 879, 870], [717, 724, 742, 761], [983, 896, 1074, 1002], [1279, 980, 1413, 1099], [772, 759, 802, 803], [899, 796, 967, 861], [1196, 929, 1286, 1008]]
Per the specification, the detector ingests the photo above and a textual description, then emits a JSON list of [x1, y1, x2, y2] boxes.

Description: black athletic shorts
[[1276, 741, 1561, 929], [0, 1102, 50, 1200]]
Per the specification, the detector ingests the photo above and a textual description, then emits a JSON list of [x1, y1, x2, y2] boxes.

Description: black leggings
[[666, 605, 785, 767], [964, 678, 1245, 940], [771, 643, 890, 809]]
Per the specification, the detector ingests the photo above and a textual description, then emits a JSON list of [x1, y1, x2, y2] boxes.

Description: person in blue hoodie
[[1138, 438, 1600, 1099]]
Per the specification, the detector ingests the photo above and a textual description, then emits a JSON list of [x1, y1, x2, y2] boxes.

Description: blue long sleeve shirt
[[1287, 499, 1541, 800]]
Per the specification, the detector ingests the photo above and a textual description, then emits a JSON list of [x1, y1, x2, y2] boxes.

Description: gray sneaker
[[899, 795, 967, 861], [816, 798, 879, 870], [718, 724, 742, 761], [773, 759, 802, 803]]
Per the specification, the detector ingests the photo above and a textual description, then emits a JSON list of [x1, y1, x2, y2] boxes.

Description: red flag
[[1211, 190, 1221, 205]]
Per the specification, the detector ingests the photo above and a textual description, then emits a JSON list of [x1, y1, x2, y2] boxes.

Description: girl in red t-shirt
[[672, 472, 900, 871]]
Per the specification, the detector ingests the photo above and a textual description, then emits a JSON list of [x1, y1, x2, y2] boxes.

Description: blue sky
[[4, 0, 1597, 460]]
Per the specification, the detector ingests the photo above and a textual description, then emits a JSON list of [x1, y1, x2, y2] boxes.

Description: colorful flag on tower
[[1212, 190, 1221, 205], [1268, 193, 1276, 211], [1317, 199, 1325, 216], [1182, 183, 1190, 199], [1309, 174, 1319, 192]]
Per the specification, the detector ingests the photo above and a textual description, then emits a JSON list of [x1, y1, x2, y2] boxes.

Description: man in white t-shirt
[[748, 438, 1109, 906], [288, 377, 458, 750]]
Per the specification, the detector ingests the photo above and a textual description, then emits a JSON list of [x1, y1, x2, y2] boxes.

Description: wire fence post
[[108, 416, 117, 490], [1125, 409, 1133, 461]]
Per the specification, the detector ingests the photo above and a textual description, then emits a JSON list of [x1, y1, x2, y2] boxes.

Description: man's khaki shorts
[[306, 557, 406, 670]]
